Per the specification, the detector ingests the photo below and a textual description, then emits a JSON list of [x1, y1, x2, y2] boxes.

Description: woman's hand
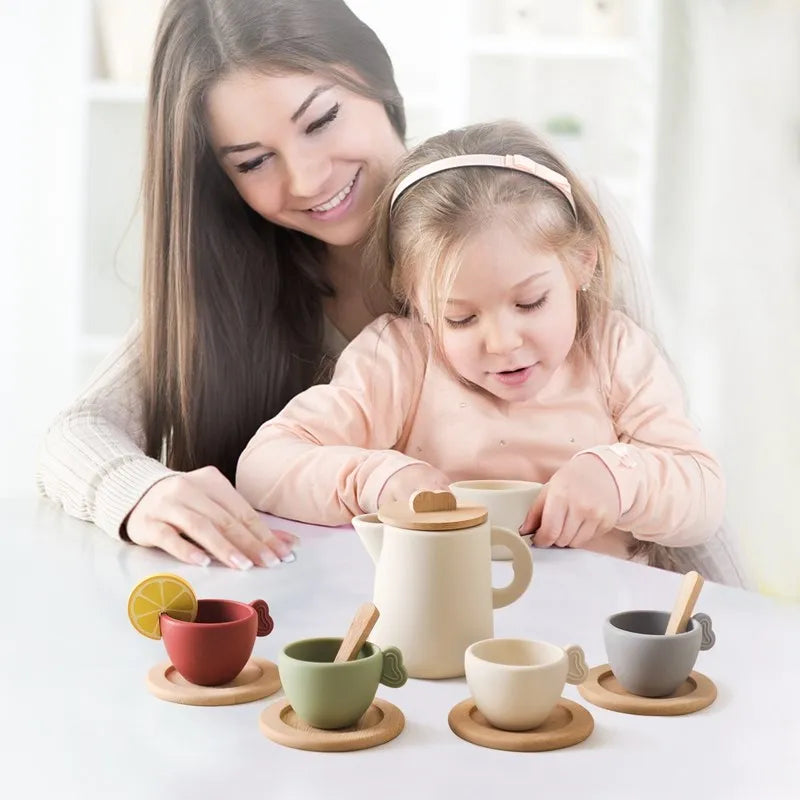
[[376, 463, 451, 509], [520, 455, 620, 548], [125, 466, 298, 569]]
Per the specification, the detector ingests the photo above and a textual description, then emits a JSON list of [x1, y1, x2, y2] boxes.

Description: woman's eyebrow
[[220, 141, 262, 157], [290, 84, 333, 122]]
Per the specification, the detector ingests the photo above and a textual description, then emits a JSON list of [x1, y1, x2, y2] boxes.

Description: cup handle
[[693, 612, 715, 650], [379, 646, 408, 688], [490, 526, 534, 609], [564, 644, 589, 684], [250, 599, 274, 636]]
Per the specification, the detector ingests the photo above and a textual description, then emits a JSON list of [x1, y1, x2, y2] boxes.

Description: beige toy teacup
[[450, 480, 542, 560], [465, 638, 588, 731]]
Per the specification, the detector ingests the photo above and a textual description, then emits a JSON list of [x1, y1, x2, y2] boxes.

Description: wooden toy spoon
[[334, 603, 380, 662], [665, 570, 704, 635]]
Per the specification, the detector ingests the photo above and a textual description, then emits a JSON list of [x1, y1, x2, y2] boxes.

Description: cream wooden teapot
[[352, 490, 533, 679]]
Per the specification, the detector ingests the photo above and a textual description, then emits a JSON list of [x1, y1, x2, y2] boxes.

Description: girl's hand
[[125, 466, 298, 569], [520, 455, 620, 548], [377, 463, 451, 509]]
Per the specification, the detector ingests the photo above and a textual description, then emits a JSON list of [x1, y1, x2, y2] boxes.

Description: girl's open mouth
[[493, 365, 535, 386]]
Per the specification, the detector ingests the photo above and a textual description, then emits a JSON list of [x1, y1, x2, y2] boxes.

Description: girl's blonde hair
[[364, 120, 614, 366]]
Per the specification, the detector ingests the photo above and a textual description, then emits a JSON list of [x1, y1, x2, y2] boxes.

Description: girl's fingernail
[[260, 550, 281, 568], [191, 551, 211, 567], [280, 550, 296, 564], [230, 553, 254, 571]]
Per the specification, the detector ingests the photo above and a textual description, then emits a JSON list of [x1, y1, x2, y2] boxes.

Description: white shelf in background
[[87, 80, 147, 104], [469, 36, 637, 59]]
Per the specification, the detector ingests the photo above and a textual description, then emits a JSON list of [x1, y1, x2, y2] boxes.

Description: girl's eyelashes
[[445, 292, 549, 328], [445, 314, 476, 328], [305, 102, 340, 134], [518, 292, 549, 312], [233, 103, 341, 174]]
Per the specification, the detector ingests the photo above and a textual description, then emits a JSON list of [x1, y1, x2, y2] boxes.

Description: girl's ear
[[571, 245, 598, 289]]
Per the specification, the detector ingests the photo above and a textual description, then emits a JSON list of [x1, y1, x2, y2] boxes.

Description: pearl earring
[[580, 282, 590, 292]]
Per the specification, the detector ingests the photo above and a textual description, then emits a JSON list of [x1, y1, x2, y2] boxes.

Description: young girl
[[236, 120, 729, 572]]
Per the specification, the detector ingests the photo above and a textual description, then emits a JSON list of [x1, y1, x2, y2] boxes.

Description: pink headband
[[389, 153, 577, 217]]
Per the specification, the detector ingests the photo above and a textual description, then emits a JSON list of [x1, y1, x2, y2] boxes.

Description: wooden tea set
[[127, 490, 718, 753]]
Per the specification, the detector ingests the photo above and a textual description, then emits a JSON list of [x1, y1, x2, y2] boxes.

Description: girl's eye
[[445, 315, 476, 329], [306, 103, 340, 134], [235, 153, 274, 174], [517, 292, 549, 312]]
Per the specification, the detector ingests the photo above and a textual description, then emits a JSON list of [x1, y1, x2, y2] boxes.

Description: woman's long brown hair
[[141, 0, 405, 481]]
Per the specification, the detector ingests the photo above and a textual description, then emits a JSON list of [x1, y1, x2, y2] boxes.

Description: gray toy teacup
[[604, 610, 716, 697]]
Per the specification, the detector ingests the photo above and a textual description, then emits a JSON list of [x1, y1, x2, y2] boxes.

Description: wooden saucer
[[578, 664, 717, 715], [146, 657, 280, 706], [259, 697, 404, 752], [448, 698, 593, 752]]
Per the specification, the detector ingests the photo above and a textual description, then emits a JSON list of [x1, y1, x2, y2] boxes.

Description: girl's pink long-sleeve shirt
[[237, 311, 725, 555]]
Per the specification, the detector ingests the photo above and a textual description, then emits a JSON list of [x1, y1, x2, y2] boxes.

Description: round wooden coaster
[[578, 664, 717, 716], [146, 657, 280, 706], [448, 698, 594, 752], [259, 697, 404, 752]]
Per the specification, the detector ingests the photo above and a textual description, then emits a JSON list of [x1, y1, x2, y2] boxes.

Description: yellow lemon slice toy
[[127, 573, 198, 640]]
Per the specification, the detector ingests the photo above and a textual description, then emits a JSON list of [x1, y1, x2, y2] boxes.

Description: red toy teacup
[[160, 598, 274, 686]]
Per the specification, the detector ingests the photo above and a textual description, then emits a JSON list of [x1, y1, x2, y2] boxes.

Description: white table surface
[[2, 497, 798, 799]]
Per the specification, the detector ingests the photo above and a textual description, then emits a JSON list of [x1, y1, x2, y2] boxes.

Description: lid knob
[[410, 490, 456, 513]]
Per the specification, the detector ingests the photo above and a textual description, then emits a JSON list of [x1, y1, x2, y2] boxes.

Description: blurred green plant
[[544, 114, 583, 136]]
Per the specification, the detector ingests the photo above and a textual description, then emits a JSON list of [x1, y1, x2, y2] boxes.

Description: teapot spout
[[352, 513, 384, 565]]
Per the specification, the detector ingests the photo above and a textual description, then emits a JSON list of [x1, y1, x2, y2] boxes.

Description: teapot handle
[[490, 526, 534, 609]]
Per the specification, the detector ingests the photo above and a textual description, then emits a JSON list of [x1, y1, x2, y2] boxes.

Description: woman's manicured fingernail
[[260, 550, 281, 567], [191, 551, 211, 567], [280, 550, 296, 564], [230, 552, 254, 570]]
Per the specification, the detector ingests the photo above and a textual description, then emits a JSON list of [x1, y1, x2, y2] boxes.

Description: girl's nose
[[483, 317, 524, 355]]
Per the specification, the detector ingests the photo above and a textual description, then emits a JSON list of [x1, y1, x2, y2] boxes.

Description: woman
[[36, 0, 654, 572], [37, 0, 404, 569]]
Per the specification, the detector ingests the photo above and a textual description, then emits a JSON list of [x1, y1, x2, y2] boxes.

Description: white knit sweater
[[35, 320, 349, 539]]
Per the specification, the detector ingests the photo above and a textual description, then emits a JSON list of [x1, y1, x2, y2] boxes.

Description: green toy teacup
[[278, 637, 407, 730]]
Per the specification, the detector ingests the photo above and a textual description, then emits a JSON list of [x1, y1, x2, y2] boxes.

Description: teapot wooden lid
[[378, 490, 487, 531]]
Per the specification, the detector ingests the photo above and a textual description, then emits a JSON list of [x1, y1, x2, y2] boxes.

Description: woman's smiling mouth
[[306, 169, 361, 218]]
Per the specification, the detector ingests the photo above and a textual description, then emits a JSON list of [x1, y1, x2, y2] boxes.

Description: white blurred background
[[1, 0, 798, 599]]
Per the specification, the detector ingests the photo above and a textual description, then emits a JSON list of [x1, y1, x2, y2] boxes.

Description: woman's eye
[[517, 292, 549, 312], [235, 153, 273, 174], [445, 315, 476, 328], [306, 103, 340, 134]]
